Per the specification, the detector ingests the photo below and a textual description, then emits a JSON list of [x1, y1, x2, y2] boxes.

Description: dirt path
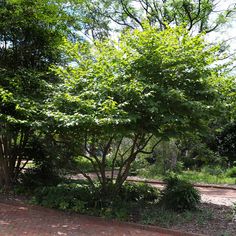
[[0, 201, 197, 236], [197, 186, 236, 206]]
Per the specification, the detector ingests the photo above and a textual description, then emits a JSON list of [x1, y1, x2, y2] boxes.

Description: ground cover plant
[[140, 203, 236, 236], [15, 171, 200, 221], [20, 180, 160, 220], [14, 171, 200, 220]]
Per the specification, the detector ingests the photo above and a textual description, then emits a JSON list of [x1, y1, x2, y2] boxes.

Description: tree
[[0, 0, 79, 189], [53, 25, 222, 195], [217, 122, 236, 166], [78, 0, 236, 39]]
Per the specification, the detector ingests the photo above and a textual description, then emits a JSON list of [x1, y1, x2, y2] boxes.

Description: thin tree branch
[[138, 138, 162, 154], [120, 0, 143, 29], [111, 137, 123, 181]]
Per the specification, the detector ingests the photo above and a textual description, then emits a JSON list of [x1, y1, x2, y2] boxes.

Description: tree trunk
[[0, 128, 30, 190], [0, 160, 12, 191]]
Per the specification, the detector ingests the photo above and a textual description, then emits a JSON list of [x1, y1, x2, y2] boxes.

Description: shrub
[[141, 204, 213, 227], [118, 182, 159, 202], [73, 156, 94, 173], [202, 165, 225, 176], [160, 175, 201, 212], [226, 167, 236, 178], [31, 183, 92, 213], [30, 181, 159, 218], [19, 165, 62, 190], [217, 122, 236, 166], [172, 161, 184, 174]]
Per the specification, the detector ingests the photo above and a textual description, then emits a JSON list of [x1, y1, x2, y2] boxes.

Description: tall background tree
[[78, 0, 236, 39], [0, 0, 80, 188]]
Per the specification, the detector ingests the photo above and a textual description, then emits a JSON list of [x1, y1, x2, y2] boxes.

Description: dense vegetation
[[0, 0, 236, 232]]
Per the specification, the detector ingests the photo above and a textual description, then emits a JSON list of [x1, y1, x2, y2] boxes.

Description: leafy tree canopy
[[53, 25, 221, 137], [0, 0, 80, 127]]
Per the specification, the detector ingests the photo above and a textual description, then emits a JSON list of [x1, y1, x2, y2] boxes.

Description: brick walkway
[[0, 201, 181, 236]]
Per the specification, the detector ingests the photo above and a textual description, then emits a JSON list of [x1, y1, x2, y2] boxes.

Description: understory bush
[[226, 167, 236, 178], [201, 165, 225, 176], [19, 166, 62, 191], [160, 175, 201, 212], [118, 182, 159, 202], [30, 181, 159, 219]]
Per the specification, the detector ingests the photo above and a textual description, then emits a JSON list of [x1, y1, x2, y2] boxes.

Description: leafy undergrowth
[[17, 181, 160, 221], [17, 175, 201, 218], [4, 177, 236, 236], [159, 175, 201, 211], [4, 187, 236, 236]]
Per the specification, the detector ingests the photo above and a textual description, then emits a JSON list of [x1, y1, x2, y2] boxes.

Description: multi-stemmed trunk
[[0, 127, 30, 190], [79, 132, 162, 198]]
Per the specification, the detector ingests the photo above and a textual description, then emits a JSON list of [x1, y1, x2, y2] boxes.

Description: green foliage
[[226, 167, 236, 178], [51, 25, 224, 194], [54, 25, 220, 134], [0, 0, 76, 128], [177, 133, 225, 168], [72, 156, 114, 173], [31, 184, 90, 213], [29, 181, 159, 219], [0, 0, 80, 187], [73, 156, 95, 173], [179, 170, 236, 185], [160, 175, 201, 212], [233, 202, 236, 218], [201, 165, 224, 176], [139, 168, 236, 185], [19, 166, 62, 190], [118, 182, 160, 202], [173, 161, 184, 173], [218, 122, 236, 166]]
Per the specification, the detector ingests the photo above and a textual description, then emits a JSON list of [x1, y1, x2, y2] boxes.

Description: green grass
[[178, 171, 236, 185], [73, 156, 94, 172], [73, 156, 115, 173], [138, 168, 236, 185], [23, 161, 35, 169]]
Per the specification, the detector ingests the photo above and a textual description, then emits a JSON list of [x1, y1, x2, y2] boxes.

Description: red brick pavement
[[0, 201, 178, 236]]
